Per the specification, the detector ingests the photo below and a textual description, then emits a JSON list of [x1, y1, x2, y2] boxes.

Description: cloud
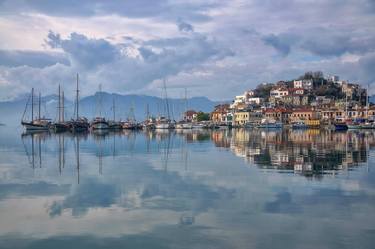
[[0, 0, 375, 100], [261, 33, 296, 56], [0, 49, 69, 68], [45, 31, 119, 69], [177, 20, 194, 32], [0, 30, 233, 99], [1, 0, 219, 22]]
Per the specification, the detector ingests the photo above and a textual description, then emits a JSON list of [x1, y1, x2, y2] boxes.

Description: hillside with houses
[[206, 71, 373, 128]]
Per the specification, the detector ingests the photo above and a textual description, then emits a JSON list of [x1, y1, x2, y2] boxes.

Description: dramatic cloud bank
[[0, 0, 374, 100]]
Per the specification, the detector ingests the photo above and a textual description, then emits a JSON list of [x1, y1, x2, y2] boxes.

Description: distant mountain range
[[0, 92, 222, 125]]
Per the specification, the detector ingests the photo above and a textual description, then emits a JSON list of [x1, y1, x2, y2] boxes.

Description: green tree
[[196, 112, 210, 121]]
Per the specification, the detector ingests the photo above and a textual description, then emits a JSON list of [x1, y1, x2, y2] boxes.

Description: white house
[[270, 87, 289, 98], [246, 97, 263, 105], [294, 79, 313, 89]]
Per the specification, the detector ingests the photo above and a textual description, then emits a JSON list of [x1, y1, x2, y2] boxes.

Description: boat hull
[[53, 122, 70, 132], [155, 123, 174, 129], [258, 123, 283, 129], [91, 121, 109, 130], [334, 124, 348, 130], [22, 121, 50, 131], [176, 123, 193, 129]]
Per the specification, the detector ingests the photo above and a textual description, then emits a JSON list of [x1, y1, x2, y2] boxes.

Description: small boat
[[155, 116, 174, 129], [175, 121, 193, 129], [334, 122, 348, 131], [347, 124, 361, 129], [360, 122, 375, 129], [258, 119, 283, 129], [122, 121, 138, 129], [292, 121, 308, 129], [108, 120, 122, 130], [91, 117, 109, 130], [192, 123, 205, 129]]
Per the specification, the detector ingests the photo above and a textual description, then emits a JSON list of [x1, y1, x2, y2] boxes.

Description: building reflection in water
[[222, 129, 373, 178], [20, 128, 374, 180]]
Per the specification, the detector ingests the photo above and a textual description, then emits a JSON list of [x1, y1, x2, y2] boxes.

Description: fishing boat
[[91, 117, 109, 130], [70, 74, 89, 132], [155, 79, 174, 129], [176, 88, 193, 129], [155, 116, 174, 129], [175, 121, 193, 129], [90, 84, 109, 130], [121, 120, 138, 129], [347, 123, 361, 129], [53, 85, 70, 132], [334, 122, 348, 130], [360, 122, 375, 129], [108, 98, 122, 130], [292, 121, 308, 129], [21, 88, 51, 131], [257, 119, 283, 129]]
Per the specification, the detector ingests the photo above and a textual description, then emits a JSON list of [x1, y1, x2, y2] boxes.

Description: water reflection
[[0, 128, 374, 248]]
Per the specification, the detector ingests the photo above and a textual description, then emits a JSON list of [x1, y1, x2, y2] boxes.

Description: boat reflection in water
[[0, 127, 374, 249]]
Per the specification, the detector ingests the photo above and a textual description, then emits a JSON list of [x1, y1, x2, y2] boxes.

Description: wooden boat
[[108, 97, 122, 130], [91, 117, 109, 130], [21, 88, 51, 131], [53, 85, 69, 132], [70, 74, 89, 132]]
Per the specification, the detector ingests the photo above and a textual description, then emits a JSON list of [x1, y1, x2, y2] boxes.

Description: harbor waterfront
[[0, 125, 374, 248]]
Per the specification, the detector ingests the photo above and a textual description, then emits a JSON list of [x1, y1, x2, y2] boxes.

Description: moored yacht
[[21, 88, 51, 131], [91, 117, 109, 130], [70, 74, 89, 132]]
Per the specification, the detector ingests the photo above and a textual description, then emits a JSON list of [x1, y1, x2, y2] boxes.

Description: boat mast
[[184, 88, 188, 120], [113, 97, 116, 121], [146, 103, 150, 120], [62, 91, 65, 122], [345, 92, 348, 120], [99, 84, 102, 117], [31, 88, 34, 122], [58, 85, 61, 122], [38, 92, 41, 120], [163, 78, 170, 120], [366, 84, 369, 120], [76, 73, 79, 120]]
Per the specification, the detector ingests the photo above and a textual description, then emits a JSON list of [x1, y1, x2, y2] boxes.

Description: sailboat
[[122, 103, 139, 129], [91, 84, 109, 130], [53, 85, 70, 132], [108, 97, 122, 130], [141, 103, 156, 129], [21, 88, 51, 131], [155, 78, 175, 129], [70, 74, 90, 132], [176, 88, 192, 129]]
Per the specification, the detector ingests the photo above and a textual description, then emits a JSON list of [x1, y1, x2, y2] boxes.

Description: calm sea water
[[0, 126, 374, 249]]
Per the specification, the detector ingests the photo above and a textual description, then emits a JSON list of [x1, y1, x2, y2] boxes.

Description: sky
[[0, 0, 374, 101]]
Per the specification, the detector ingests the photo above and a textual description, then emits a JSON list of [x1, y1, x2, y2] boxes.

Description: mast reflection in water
[[0, 127, 374, 249]]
